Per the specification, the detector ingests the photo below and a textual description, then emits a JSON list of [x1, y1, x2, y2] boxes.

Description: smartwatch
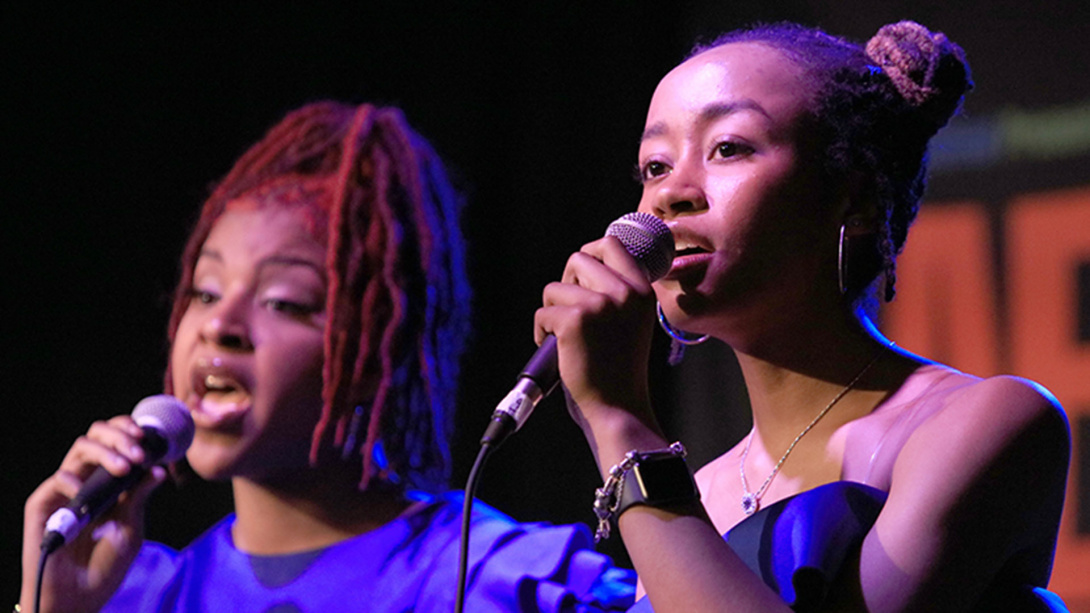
[[616, 450, 700, 518]]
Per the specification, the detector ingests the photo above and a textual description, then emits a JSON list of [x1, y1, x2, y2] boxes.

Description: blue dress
[[629, 481, 1068, 612], [102, 491, 635, 612]]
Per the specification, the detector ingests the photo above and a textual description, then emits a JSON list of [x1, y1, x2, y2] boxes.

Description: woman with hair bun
[[20, 102, 633, 612], [537, 21, 1070, 612]]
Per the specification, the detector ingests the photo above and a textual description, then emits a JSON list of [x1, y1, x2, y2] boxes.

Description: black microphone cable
[[453, 212, 674, 612], [454, 441, 494, 613]]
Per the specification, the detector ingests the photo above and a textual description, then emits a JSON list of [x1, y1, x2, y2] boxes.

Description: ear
[[841, 170, 880, 237]]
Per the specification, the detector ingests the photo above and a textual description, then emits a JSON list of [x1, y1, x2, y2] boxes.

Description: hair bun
[[865, 21, 973, 133]]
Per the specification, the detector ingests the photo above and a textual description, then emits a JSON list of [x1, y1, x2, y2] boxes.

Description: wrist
[[582, 407, 668, 478], [592, 441, 699, 542]]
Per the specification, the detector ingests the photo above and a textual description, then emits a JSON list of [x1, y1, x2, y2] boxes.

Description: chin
[[185, 443, 244, 482]]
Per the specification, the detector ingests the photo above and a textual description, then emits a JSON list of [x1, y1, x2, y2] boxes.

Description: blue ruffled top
[[102, 491, 635, 612]]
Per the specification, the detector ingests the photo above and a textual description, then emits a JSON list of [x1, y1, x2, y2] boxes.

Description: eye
[[711, 140, 752, 160], [636, 160, 671, 183], [264, 298, 321, 317], [188, 288, 219, 305]]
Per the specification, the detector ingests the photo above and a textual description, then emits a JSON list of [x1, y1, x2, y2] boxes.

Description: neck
[[230, 466, 414, 555], [731, 309, 904, 451]]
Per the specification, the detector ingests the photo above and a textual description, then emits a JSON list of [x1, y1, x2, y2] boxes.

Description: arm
[[853, 375, 1070, 612], [536, 236, 793, 612], [21, 416, 165, 613]]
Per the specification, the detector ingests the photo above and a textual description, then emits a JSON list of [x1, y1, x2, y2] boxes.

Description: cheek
[[259, 333, 326, 414], [283, 335, 325, 383], [747, 162, 831, 250]]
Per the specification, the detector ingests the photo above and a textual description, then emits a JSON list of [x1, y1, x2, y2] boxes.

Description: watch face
[[633, 455, 696, 501]]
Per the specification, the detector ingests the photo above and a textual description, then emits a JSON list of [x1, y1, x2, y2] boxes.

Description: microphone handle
[[71, 463, 149, 521], [481, 335, 560, 446], [519, 334, 560, 393], [42, 425, 166, 552]]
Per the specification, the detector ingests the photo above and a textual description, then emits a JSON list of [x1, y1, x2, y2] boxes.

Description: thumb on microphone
[[482, 212, 673, 447]]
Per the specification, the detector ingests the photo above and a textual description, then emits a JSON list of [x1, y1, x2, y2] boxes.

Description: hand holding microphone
[[42, 395, 195, 553], [23, 395, 194, 613], [482, 212, 674, 446]]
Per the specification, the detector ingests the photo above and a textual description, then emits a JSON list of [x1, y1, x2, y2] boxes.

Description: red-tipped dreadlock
[[165, 102, 471, 493]]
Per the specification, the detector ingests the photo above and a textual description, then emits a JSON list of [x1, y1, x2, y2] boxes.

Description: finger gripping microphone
[[42, 395, 195, 554], [481, 212, 674, 447]]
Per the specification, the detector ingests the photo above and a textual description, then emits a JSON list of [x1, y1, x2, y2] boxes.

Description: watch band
[[615, 449, 700, 519]]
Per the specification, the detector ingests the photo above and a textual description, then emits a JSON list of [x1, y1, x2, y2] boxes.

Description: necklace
[[739, 347, 887, 516]]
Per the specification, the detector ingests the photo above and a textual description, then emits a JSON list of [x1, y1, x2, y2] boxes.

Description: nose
[[643, 162, 709, 221], [199, 293, 253, 350]]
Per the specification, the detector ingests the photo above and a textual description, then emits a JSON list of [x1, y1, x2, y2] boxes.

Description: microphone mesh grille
[[605, 212, 675, 282], [132, 395, 195, 462]]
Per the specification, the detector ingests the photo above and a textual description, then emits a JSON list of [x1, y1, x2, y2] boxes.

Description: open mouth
[[673, 236, 713, 258], [664, 231, 714, 282], [189, 362, 252, 427], [199, 373, 250, 405], [675, 245, 711, 257]]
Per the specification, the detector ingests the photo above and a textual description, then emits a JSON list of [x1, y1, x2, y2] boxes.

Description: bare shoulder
[[949, 373, 1065, 417], [886, 369, 1068, 542], [893, 369, 1070, 479], [914, 372, 1069, 451], [865, 371, 1070, 601]]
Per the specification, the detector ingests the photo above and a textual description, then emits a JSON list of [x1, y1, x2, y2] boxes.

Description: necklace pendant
[[741, 493, 759, 516]]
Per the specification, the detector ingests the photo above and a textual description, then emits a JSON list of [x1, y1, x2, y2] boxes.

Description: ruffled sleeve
[[468, 522, 635, 612], [418, 493, 636, 612]]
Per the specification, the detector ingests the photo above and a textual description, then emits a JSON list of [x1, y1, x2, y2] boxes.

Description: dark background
[[5, 1, 1089, 603]]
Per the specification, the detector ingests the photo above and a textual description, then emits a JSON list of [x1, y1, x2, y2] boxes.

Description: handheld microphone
[[480, 212, 674, 447], [42, 395, 195, 554]]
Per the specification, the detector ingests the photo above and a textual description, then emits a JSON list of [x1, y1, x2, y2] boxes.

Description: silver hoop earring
[[838, 223, 848, 296], [657, 302, 709, 365]]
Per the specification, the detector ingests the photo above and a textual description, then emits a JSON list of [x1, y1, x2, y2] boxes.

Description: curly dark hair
[[694, 21, 973, 302], [164, 102, 471, 494]]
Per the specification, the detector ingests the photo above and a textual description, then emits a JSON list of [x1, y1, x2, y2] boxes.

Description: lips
[[186, 357, 253, 430], [665, 224, 714, 280]]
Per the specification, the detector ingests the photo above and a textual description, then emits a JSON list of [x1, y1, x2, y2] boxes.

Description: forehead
[[645, 42, 809, 133], [202, 206, 325, 261]]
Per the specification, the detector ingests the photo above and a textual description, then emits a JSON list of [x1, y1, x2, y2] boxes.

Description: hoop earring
[[657, 302, 709, 365], [838, 223, 848, 296]]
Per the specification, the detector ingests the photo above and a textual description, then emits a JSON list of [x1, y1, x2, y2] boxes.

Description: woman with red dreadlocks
[[20, 102, 634, 612]]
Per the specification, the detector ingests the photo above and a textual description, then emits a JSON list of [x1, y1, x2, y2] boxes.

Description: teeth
[[675, 240, 701, 251], [671, 237, 706, 249], [204, 374, 233, 391]]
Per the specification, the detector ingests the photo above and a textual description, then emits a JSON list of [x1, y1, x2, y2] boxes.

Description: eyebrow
[[196, 249, 327, 282], [640, 98, 772, 143], [259, 255, 326, 280]]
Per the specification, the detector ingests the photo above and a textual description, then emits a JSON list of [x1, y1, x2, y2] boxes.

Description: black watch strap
[[616, 452, 700, 519]]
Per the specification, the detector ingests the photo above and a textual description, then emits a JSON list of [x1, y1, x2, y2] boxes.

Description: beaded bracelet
[[592, 441, 687, 542]]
